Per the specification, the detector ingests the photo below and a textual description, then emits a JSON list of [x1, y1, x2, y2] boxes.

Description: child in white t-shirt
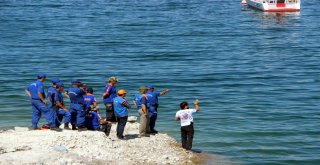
[[175, 99, 200, 150]]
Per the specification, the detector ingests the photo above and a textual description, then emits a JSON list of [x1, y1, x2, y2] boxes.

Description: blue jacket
[[27, 80, 45, 99], [67, 86, 85, 104]]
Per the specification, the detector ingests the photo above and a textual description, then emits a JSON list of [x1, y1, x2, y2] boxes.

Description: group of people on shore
[[25, 73, 200, 150], [25, 73, 169, 138]]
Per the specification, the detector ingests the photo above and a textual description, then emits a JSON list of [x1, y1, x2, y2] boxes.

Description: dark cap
[[56, 82, 64, 87], [51, 78, 60, 84], [146, 85, 154, 89], [71, 79, 80, 84], [37, 73, 46, 79]]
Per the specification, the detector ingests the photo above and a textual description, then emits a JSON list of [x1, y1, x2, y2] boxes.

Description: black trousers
[[99, 122, 112, 136], [116, 116, 128, 138], [105, 104, 117, 122], [181, 122, 194, 150]]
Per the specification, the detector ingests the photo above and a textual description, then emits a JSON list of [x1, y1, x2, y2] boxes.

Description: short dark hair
[[180, 101, 188, 109], [87, 87, 93, 94]]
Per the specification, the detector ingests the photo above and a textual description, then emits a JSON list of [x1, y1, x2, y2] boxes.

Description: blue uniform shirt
[[103, 85, 117, 103], [68, 87, 85, 104], [113, 96, 129, 117], [146, 91, 160, 106], [84, 95, 97, 109], [47, 86, 56, 104], [27, 80, 45, 99], [52, 89, 64, 107], [85, 111, 101, 130], [134, 94, 143, 109]]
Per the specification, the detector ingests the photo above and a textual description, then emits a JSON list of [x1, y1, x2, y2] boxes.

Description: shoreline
[[0, 122, 208, 165]]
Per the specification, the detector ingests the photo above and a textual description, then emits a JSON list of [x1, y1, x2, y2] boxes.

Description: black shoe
[[71, 124, 77, 130], [64, 125, 71, 130], [117, 135, 126, 140], [31, 127, 39, 130], [150, 130, 158, 134], [139, 133, 150, 137], [77, 127, 87, 132], [50, 127, 62, 132]]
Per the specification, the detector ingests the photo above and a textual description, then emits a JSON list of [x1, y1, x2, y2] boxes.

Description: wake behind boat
[[245, 0, 300, 12]]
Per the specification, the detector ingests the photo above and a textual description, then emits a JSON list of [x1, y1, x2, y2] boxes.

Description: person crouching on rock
[[85, 104, 112, 136], [175, 99, 200, 150], [113, 89, 131, 139]]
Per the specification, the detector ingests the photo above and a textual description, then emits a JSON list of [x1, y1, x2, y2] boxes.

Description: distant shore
[[0, 122, 208, 165]]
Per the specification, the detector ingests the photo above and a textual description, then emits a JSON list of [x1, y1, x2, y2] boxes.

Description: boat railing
[[261, 0, 299, 4]]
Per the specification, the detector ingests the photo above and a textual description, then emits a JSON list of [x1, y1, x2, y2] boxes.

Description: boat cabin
[[246, 0, 300, 12]]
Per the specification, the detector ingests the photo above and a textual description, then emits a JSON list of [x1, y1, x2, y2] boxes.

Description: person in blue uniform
[[102, 76, 118, 122], [52, 82, 71, 129], [25, 73, 56, 130], [37, 78, 59, 128], [47, 78, 60, 103], [113, 89, 131, 139], [66, 79, 86, 130], [46, 78, 60, 126], [85, 105, 112, 136], [146, 85, 169, 133], [84, 87, 99, 113]]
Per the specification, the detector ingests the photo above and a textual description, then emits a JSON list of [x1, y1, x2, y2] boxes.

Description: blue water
[[0, 0, 319, 164]]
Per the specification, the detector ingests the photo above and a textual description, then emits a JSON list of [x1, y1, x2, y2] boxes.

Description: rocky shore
[[0, 122, 207, 165]]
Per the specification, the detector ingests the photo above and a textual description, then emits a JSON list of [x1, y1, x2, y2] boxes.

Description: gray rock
[[53, 145, 68, 153]]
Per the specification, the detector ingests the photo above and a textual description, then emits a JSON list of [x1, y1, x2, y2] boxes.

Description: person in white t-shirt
[[175, 99, 200, 150]]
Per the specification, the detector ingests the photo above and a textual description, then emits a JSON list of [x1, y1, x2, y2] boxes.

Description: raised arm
[[160, 89, 169, 95], [194, 99, 200, 111]]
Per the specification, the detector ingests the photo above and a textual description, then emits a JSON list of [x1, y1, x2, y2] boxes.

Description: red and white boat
[[245, 0, 300, 12]]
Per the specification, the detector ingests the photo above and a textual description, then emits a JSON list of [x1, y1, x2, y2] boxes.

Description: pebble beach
[[0, 122, 208, 165]]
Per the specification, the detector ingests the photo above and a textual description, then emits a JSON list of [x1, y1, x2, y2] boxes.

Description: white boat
[[246, 0, 300, 12]]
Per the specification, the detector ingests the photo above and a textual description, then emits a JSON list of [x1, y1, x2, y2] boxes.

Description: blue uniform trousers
[[148, 105, 158, 131], [55, 109, 71, 126], [70, 103, 86, 127], [149, 113, 157, 131], [31, 99, 55, 129]]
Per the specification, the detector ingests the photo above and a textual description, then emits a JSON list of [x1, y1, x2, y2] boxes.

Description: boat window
[[268, 0, 275, 4], [288, 0, 298, 3]]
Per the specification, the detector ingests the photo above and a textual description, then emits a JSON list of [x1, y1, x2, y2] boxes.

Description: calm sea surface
[[0, 0, 319, 164]]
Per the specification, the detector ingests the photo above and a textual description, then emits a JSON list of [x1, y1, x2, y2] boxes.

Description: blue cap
[[56, 82, 64, 87], [51, 78, 60, 84], [71, 79, 80, 83], [37, 73, 46, 79], [146, 85, 154, 89]]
